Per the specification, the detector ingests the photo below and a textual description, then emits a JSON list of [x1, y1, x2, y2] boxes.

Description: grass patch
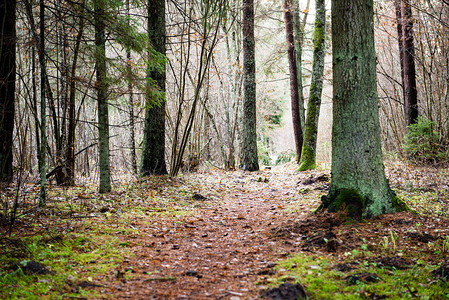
[[0, 175, 209, 299], [0, 225, 127, 299], [267, 252, 449, 299]]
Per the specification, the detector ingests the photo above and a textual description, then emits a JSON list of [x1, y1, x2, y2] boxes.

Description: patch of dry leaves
[[92, 162, 448, 299]]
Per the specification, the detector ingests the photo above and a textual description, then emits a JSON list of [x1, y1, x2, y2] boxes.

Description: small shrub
[[403, 117, 447, 163], [276, 150, 296, 165], [257, 141, 272, 166]]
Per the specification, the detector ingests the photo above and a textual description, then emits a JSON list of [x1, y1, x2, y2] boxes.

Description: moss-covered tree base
[[321, 188, 408, 220], [298, 147, 316, 171]]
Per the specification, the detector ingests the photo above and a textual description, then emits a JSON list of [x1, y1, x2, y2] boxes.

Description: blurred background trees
[[0, 0, 447, 193]]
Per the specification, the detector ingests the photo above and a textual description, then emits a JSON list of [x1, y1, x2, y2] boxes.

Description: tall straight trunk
[[32, 45, 41, 173], [322, 0, 401, 218], [0, 0, 16, 183], [140, 0, 168, 176], [394, 0, 405, 97], [65, 3, 85, 185], [292, 0, 310, 136], [223, 23, 237, 169], [39, 0, 47, 205], [95, 0, 111, 193], [284, 0, 303, 164], [298, 0, 326, 171], [241, 0, 259, 171], [126, 0, 137, 175], [400, 0, 418, 127], [23, 0, 43, 175], [54, 0, 67, 185]]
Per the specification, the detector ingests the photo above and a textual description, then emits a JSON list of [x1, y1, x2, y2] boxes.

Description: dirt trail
[[98, 166, 324, 299]]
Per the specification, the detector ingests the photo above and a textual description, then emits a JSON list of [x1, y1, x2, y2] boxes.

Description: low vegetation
[[1, 163, 448, 298]]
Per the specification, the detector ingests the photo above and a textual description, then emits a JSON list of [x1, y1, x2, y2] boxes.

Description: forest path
[[99, 164, 325, 299]]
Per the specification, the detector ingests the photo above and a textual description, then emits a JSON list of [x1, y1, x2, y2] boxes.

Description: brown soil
[[97, 165, 310, 299], [91, 163, 449, 299], [4, 163, 447, 299]]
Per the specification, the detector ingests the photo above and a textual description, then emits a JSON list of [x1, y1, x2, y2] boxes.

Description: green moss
[[267, 244, 449, 299], [329, 188, 365, 220], [0, 221, 130, 299], [298, 160, 316, 171], [312, 0, 326, 53], [298, 145, 317, 171], [313, 20, 325, 52], [392, 196, 413, 213]]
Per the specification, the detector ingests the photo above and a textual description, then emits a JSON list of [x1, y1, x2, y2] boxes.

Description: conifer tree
[[241, 0, 259, 171], [0, 0, 16, 183], [322, 0, 402, 218]]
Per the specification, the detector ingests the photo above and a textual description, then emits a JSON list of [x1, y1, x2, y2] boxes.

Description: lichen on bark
[[322, 0, 405, 218], [298, 0, 325, 172], [240, 0, 259, 171]]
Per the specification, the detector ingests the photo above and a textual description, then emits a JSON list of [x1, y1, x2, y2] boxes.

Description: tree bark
[[401, 0, 418, 128], [322, 0, 400, 218], [394, 0, 405, 97], [0, 0, 16, 183], [126, 0, 137, 175], [283, 0, 303, 164], [95, 0, 111, 193], [298, 0, 326, 171], [39, 0, 47, 205], [292, 0, 309, 137], [65, 2, 85, 186], [140, 0, 168, 176], [241, 0, 259, 171]]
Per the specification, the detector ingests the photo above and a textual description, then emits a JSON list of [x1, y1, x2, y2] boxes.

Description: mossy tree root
[[321, 188, 409, 220]]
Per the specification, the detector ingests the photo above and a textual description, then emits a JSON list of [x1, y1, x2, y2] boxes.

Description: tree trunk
[[283, 0, 303, 164], [95, 0, 111, 193], [292, 0, 310, 137], [140, 0, 168, 176], [39, 0, 47, 205], [394, 0, 405, 99], [400, 0, 418, 128], [241, 0, 259, 171], [65, 3, 85, 186], [298, 0, 326, 171], [0, 0, 16, 183], [322, 0, 401, 218], [31, 45, 41, 174], [54, 0, 67, 185], [126, 0, 137, 175]]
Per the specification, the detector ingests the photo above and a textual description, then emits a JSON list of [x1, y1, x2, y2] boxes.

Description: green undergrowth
[[266, 252, 449, 299], [0, 176, 208, 298], [397, 188, 449, 218], [0, 223, 129, 299], [269, 173, 449, 299]]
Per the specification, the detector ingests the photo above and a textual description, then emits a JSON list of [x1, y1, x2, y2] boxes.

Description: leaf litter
[[1, 161, 449, 298]]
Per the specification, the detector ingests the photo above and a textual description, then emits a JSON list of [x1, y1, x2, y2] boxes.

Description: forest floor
[[1, 161, 449, 299]]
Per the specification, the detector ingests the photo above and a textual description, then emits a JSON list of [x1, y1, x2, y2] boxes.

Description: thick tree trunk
[[322, 0, 400, 218], [140, 0, 168, 176], [401, 0, 418, 128], [0, 0, 16, 183], [298, 0, 326, 171], [241, 0, 259, 171], [95, 0, 111, 193], [284, 0, 303, 164]]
